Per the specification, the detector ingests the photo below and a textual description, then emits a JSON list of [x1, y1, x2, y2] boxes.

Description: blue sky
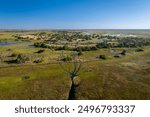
[[0, 0, 150, 29]]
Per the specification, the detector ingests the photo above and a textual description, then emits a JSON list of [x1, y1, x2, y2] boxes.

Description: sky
[[0, 0, 150, 29]]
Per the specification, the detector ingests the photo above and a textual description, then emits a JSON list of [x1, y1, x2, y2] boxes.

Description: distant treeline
[[33, 37, 150, 51]]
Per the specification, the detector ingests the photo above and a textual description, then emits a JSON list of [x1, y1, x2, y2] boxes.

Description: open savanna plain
[[0, 30, 150, 100]]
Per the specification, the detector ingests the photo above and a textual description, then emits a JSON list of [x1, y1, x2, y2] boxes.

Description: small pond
[[0, 40, 32, 46], [0, 41, 15, 46]]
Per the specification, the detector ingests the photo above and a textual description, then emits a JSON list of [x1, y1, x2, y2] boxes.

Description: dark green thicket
[[16, 54, 29, 64], [35, 49, 45, 53], [98, 55, 106, 60]]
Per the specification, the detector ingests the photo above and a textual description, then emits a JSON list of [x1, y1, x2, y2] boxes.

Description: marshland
[[0, 29, 150, 99]]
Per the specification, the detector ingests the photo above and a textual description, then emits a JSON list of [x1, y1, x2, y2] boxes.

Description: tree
[[59, 52, 82, 100]]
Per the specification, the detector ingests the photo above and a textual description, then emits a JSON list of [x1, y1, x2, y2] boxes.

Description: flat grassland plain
[[0, 29, 150, 100]]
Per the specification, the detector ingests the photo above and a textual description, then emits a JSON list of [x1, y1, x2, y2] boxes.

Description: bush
[[55, 45, 70, 51], [98, 55, 106, 60], [96, 43, 108, 48], [36, 49, 45, 53], [74, 46, 97, 51], [78, 51, 83, 56], [9, 52, 17, 57], [16, 54, 29, 63], [120, 50, 126, 55], [33, 59, 43, 63], [7, 49, 12, 51], [90, 46, 98, 50], [136, 48, 144, 52], [59, 55, 72, 62], [114, 55, 120, 58], [22, 75, 30, 80], [63, 45, 70, 50], [34, 42, 48, 48]]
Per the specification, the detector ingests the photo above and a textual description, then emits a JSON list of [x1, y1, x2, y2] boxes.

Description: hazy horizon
[[1, 29, 150, 30]]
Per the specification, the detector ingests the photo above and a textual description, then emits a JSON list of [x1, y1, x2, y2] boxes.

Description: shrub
[[96, 43, 108, 48], [22, 75, 30, 80], [16, 54, 29, 63], [90, 46, 98, 50], [77, 51, 83, 56], [114, 55, 120, 58], [59, 55, 72, 62], [10, 52, 17, 57], [34, 42, 48, 48], [36, 49, 45, 53], [120, 50, 126, 55], [7, 49, 12, 51], [98, 55, 106, 60], [55, 45, 70, 51], [56, 46, 65, 50], [11, 53, 17, 57], [63, 45, 69, 50], [74, 46, 97, 51], [33, 58, 43, 63], [136, 48, 144, 52]]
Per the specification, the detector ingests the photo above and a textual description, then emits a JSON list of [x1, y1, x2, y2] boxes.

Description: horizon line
[[0, 28, 150, 31]]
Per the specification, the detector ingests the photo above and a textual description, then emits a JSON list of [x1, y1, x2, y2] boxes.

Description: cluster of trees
[[100, 35, 119, 39], [54, 45, 98, 51], [37, 32, 48, 40], [34, 42, 49, 48], [92, 34, 101, 38], [48, 31, 92, 42], [6, 53, 44, 64], [33, 42, 98, 52], [96, 37, 150, 48], [73, 46, 97, 51], [33, 34, 150, 51], [117, 37, 150, 48]]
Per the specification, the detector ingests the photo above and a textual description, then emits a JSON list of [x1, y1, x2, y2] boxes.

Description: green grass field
[[0, 44, 150, 99]]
